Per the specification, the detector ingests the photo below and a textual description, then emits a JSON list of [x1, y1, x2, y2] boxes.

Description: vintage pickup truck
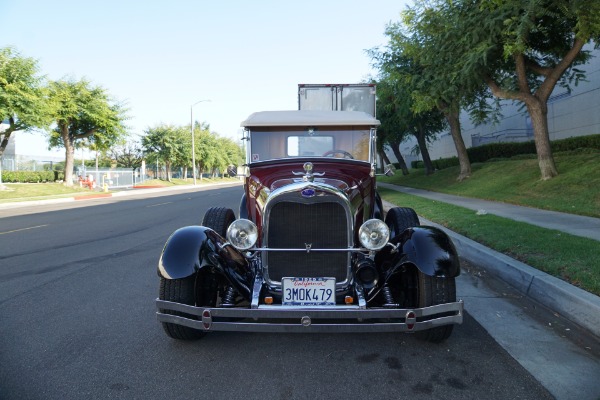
[[156, 109, 463, 342]]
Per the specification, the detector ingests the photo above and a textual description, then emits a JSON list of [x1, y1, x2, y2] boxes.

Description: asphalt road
[[0, 185, 554, 400]]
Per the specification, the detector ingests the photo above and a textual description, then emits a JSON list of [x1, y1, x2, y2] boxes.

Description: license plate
[[282, 277, 336, 306]]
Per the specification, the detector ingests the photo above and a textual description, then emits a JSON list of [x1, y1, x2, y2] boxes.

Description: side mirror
[[227, 165, 238, 177], [384, 164, 396, 177]]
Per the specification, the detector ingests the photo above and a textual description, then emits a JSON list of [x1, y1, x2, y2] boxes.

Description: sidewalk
[[378, 183, 600, 241], [379, 183, 600, 338]]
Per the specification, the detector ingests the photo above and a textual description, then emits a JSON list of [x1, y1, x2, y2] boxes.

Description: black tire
[[415, 273, 457, 343], [202, 207, 235, 237], [385, 207, 455, 342], [385, 207, 420, 237], [159, 275, 206, 340]]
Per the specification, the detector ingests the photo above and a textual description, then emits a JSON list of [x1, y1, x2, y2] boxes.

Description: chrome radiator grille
[[266, 201, 349, 282]]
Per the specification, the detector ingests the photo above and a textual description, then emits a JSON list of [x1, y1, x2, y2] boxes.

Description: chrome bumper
[[155, 299, 464, 333]]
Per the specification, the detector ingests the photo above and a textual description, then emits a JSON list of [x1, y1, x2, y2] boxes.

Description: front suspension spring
[[382, 286, 398, 307], [221, 286, 237, 307]]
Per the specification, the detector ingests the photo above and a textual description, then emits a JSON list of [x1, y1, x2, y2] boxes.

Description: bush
[[411, 134, 599, 170], [552, 134, 600, 152], [410, 160, 422, 169], [411, 157, 459, 170], [1, 170, 55, 183]]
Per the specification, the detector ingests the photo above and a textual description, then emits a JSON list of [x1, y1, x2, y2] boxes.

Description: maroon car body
[[156, 110, 463, 342]]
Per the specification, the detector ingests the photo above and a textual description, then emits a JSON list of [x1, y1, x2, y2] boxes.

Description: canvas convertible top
[[241, 110, 380, 127]]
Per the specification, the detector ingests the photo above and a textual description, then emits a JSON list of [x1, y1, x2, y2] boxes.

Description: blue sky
[[1, 0, 409, 157]]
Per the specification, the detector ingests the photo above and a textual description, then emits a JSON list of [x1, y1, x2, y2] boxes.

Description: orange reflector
[[265, 297, 273, 305], [345, 296, 354, 304]]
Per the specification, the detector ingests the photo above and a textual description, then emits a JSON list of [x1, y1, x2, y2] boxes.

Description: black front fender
[[158, 226, 253, 299], [376, 226, 460, 278]]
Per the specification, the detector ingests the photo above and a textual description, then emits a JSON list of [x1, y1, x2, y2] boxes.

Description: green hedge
[[411, 134, 600, 170], [411, 157, 460, 170], [467, 141, 537, 163], [1, 170, 63, 183]]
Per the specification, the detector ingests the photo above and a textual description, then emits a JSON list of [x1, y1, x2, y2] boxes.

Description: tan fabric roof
[[241, 110, 380, 127]]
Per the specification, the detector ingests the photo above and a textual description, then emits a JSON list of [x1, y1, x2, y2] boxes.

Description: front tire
[[202, 207, 235, 237], [415, 273, 457, 343], [385, 207, 456, 342], [385, 207, 420, 237], [159, 275, 206, 340]]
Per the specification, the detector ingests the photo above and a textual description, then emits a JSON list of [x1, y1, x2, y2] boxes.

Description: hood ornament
[[292, 162, 325, 181], [303, 162, 314, 182]]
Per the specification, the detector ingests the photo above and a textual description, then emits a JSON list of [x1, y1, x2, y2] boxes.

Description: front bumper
[[155, 299, 464, 333]]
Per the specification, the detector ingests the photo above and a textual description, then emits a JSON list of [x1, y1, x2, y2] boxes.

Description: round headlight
[[226, 219, 258, 250], [358, 219, 390, 250]]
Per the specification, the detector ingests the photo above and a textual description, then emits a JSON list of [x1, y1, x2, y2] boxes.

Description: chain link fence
[[1, 154, 59, 172], [75, 167, 150, 190], [0, 154, 151, 189]]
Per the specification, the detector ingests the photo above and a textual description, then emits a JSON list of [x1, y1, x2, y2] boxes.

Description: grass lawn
[[0, 183, 104, 203], [380, 188, 600, 296], [379, 152, 600, 218], [0, 177, 241, 203]]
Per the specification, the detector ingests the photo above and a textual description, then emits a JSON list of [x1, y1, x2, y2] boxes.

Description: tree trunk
[[527, 100, 558, 180], [414, 128, 434, 175], [0, 125, 15, 189], [445, 110, 471, 181], [379, 150, 392, 166], [62, 125, 76, 187], [389, 141, 410, 175], [165, 161, 172, 182], [0, 127, 15, 156]]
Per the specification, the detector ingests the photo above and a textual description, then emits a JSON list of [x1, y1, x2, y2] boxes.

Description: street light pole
[[190, 99, 211, 185]]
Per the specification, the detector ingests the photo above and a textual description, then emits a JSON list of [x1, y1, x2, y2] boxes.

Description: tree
[[408, 107, 447, 175], [0, 47, 50, 158], [214, 136, 244, 177], [377, 5, 494, 182], [47, 78, 127, 186], [191, 123, 244, 179], [195, 127, 219, 180], [374, 77, 411, 175], [434, 0, 600, 179], [173, 125, 192, 179], [373, 64, 447, 175], [142, 124, 185, 181], [109, 139, 144, 169]]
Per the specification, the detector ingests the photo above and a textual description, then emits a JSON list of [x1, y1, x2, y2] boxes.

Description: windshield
[[249, 126, 371, 163]]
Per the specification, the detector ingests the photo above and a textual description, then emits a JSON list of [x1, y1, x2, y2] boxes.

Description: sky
[[1, 0, 410, 158]]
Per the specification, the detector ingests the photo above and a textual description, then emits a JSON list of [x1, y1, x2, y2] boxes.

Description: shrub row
[[1, 170, 65, 183], [410, 134, 600, 169], [411, 157, 460, 170]]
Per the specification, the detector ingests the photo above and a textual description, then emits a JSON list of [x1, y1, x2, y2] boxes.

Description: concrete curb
[[439, 220, 600, 338], [382, 200, 600, 338]]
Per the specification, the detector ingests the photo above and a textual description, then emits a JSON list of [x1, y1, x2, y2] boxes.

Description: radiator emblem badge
[[301, 188, 316, 198]]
